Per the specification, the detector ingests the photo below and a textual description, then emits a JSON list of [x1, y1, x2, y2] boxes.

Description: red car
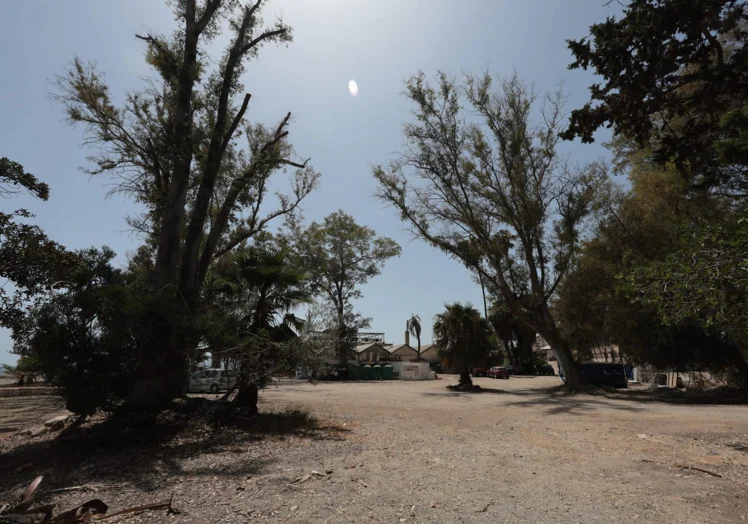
[[472, 367, 489, 377], [487, 366, 510, 379]]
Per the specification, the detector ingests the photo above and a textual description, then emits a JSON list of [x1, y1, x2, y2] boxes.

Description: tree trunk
[[459, 369, 473, 388], [335, 306, 349, 364], [129, 15, 202, 408], [726, 347, 748, 390], [127, 309, 190, 407], [234, 382, 259, 415], [546, 335, 580, 390]]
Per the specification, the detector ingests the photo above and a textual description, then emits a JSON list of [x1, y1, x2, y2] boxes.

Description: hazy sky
[[0, 0, 619, 365]]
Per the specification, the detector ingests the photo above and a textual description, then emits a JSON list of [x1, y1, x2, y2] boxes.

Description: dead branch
[[641, 459, 723, 478], [94, 494, 176, 520], [675, 464, 723, 478], [45, 486, 101, 495], [219, 93, 252, 157]]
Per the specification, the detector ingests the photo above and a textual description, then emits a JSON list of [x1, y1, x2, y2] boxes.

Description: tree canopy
[[55, 0, 320, 405], [433, 303, 495, 388], [563, 0, 748, 194], [289, 210, 401, 361], [0, 158, 77, 336], [374, 72, 608, 388]]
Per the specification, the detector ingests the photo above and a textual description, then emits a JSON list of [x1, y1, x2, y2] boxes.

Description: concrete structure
[[391, 361, 434, 380]]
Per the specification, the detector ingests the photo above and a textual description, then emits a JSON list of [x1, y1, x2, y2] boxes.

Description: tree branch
[[219, 93, 252, 158]]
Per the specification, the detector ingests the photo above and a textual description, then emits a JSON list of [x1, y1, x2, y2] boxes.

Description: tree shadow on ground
[[421, 384, 566, 399], [0, 396, 66, 433], [422, 384, 647, 414], [590, 386, 748, 406], [501, 393, 647, 415], [0, 397, 350, 498]]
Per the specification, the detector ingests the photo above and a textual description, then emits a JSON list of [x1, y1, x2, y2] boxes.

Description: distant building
[[354, 343, 393, 364], [418, 344, 439, 363], [385, 343, 418, 361]]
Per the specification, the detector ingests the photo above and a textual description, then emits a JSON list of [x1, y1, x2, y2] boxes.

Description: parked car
[[503, 364, 518, 375], [538, 364, 555, 376], [472, 367, 489, 377], [487, 366, 510, 379], [189, 368, 237, 393]]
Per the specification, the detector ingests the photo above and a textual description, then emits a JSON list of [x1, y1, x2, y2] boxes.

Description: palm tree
[[231, 246, 311, 337], [214, 244, 312, 410], [433, 303, 494, 388], [407, 314, 422, 359]]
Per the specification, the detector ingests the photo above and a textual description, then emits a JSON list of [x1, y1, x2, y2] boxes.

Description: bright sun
[[348, 79, 358, 97]]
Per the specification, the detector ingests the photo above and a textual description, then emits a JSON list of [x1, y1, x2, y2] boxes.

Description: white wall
[[391, 361, 433, 380]]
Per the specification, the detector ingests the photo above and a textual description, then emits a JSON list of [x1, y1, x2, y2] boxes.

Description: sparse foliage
[[55, 0, 320, 405], [374, 72, 608, 388]]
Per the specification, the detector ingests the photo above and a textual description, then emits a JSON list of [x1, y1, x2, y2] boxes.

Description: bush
[[13, 247, 151, 415]]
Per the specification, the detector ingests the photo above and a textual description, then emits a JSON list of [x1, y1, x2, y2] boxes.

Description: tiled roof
[[386, 344, 417, 354], [353, 343, 385, 354]]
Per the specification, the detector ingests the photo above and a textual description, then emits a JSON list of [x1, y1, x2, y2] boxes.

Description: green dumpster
[[372, 364, 383, 380], [382, 364, 394, 380], [361, 365, 372, 380], [348, 365, 362, 381]]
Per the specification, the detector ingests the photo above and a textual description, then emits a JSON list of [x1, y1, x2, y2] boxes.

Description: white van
[[188, 368, 237, 393]]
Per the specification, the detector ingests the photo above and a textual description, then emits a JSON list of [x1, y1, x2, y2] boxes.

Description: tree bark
[[459, 369, 473, 388], [543, 327, 581, 390], [234, 382, 259, 415], [129, 7, 202, 407]]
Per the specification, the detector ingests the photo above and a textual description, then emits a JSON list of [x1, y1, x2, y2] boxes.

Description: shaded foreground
[[2, 376, 748, 522]]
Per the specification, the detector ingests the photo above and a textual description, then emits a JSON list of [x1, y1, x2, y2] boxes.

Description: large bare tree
[[374, 72, 608, 388], [56, 0, 319, 405]]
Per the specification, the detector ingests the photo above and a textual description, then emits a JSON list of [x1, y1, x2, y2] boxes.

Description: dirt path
[[0, 395, 66, 434], [252, 376, 748, 523], [2, 377, 748, 523]]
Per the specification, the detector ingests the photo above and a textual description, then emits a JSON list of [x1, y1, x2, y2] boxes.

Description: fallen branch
[[675, 464, 723, 478], [640, 459, 723, 478], [94, 494, 177, 520], [46, 485, 100, 495]]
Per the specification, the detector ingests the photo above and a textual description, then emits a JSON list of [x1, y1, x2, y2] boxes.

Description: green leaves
[[628, 215, 748, 344], [0, 158, 49, 200], [0, 159, 77, 336], [564, 0, 748, 193], [433, 303, 495, 370], [289, 210, 401, 308]]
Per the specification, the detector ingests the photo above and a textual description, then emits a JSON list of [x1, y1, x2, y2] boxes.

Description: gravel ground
[[2, 376, 748, 523]]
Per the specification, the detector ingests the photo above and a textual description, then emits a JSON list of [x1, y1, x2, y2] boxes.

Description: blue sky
[[0, 0, 618, 365]]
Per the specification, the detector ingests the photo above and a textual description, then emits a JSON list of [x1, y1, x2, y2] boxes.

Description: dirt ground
[[2, 376, 748, 523]]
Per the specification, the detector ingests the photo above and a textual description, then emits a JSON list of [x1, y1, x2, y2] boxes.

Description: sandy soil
[[2, 376, 748, 523]]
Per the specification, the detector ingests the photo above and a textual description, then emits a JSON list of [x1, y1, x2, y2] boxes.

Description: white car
[[189, 368, 237, 393]]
